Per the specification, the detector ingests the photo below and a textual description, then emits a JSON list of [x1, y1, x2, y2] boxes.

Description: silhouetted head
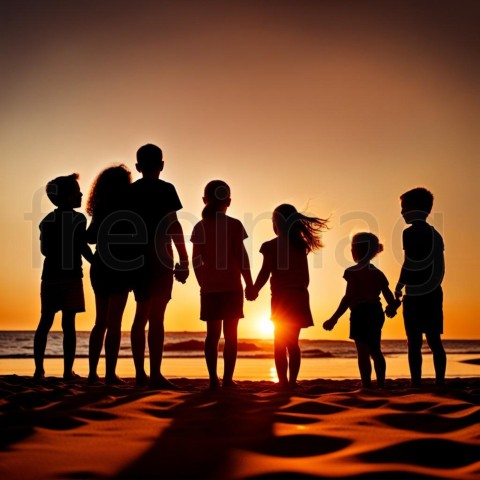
[[351, 232, 383, 263], [400, 187, 433, 223], [87, 164, 132, 217], [272, 204, 298, 236], [202, 180, 231, 218], [46, 173, 82, 209], [136, 144, 164, 175], [273, 204, 328, 252]]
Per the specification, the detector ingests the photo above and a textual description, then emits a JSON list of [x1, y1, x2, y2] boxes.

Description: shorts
[[349, 302, 385, 349], [403, 287, 443, 336], [271, 288, 314, 328], [200, 291, 244, 321], [133, 264, 174, 303], [41, 278, 85, 313]]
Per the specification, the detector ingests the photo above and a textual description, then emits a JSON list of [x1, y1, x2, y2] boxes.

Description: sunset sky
[[1, 1, 478, 340]]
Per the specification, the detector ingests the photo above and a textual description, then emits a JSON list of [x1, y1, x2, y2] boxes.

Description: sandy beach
[[1, 374, 479, 480]]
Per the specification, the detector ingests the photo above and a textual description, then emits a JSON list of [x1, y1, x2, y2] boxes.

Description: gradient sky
[[1, 1, 479, 339]]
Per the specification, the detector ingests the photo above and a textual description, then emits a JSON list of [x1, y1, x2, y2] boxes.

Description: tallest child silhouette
[[129, 144, 189, 389]]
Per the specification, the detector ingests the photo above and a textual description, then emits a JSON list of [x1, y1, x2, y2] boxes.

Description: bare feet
[[149, 375, 179, 390], [208, 377, 221, 390], [135, 373, 150, 387], [87, 373, 101, 385], [105, 375, 127, 386], [288, 381, 303, 390], [275, 380, 289, 391], [33, 370, 45, 381], [222, 379, 238, 388], [63, 371, 81, 382]]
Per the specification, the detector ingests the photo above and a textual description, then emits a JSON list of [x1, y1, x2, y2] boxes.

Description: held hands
[[174, 261, 189, 284], [245, 285, 258, 301], [385, 298, 402, 318], [323, 318, 337, 331]]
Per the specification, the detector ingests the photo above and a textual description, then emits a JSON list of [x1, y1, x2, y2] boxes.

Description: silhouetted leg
[[274, 325, 288, 386], [33, 311, 55, 378], [286, 326, 301, 386], [426, 332, 446, 385], [105, 291, 129, 384], [222, 318, 239, 386], [131, 300, 150, 384], [88, 295, 108, 383], [62, 311, 76, 379], [355, 341, 372, 388], [407, 331, 423, 386], [147, 294, 170, 386], [370, 347, 386, 388], [205, 320, 222, 389]]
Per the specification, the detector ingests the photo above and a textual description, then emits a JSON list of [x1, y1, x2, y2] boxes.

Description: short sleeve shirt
[[400, 221, 445, 295], [129, 178, 182, 238], [260, 237, 309, 293], [191, 214, 247, 293], [344, 263, 388, 308], [40, 209, 87, 280], [129, 178, 183, 269]]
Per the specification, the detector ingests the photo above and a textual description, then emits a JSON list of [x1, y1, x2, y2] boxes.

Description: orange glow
[[258, 316, 275, 337], [0, 2, 478, 340]]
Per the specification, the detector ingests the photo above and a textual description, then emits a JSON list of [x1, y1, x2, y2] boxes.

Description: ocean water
[[1, 331, 479, 380], [1, 331, 479, 359]]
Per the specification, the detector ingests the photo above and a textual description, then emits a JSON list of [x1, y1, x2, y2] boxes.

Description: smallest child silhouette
[[323, 232, 400, 389], [33, 173, 93, 381]]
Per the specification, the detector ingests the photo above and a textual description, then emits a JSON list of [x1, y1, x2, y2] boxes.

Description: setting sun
[[258, 316, 275, 337]]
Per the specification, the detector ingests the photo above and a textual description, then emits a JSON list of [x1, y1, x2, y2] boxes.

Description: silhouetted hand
[[323, 318, 337, 331], [174, 261, 189, 284], [245, 285, 258, 301], [385, 299, 402, 318]]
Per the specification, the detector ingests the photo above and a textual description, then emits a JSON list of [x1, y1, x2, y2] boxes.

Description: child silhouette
[[34, 173, 93, 380], [248, 204, 328, 389], [323, 232, 400, 389], [86, 164, 133, 385], [191, 180, 253, 389], [394, 187, 446, 387], [129, 144, 189, 389]]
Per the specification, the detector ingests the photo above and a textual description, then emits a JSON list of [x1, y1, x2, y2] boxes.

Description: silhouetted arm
[[167, 212, 189, 283], [39, 226, 51, 257], [394, 281, 405, 299], [82, 244, 94, 264], [382, 285, 402, 318], [192, 243, 204, 287], [253, 254, 271, 295], [240, 245, 253, 289], [323, 295, 349, 330], [382, 285, 397, 306]]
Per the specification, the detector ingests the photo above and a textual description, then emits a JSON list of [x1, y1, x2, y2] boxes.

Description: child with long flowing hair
[[248, 204, 328, 389]]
